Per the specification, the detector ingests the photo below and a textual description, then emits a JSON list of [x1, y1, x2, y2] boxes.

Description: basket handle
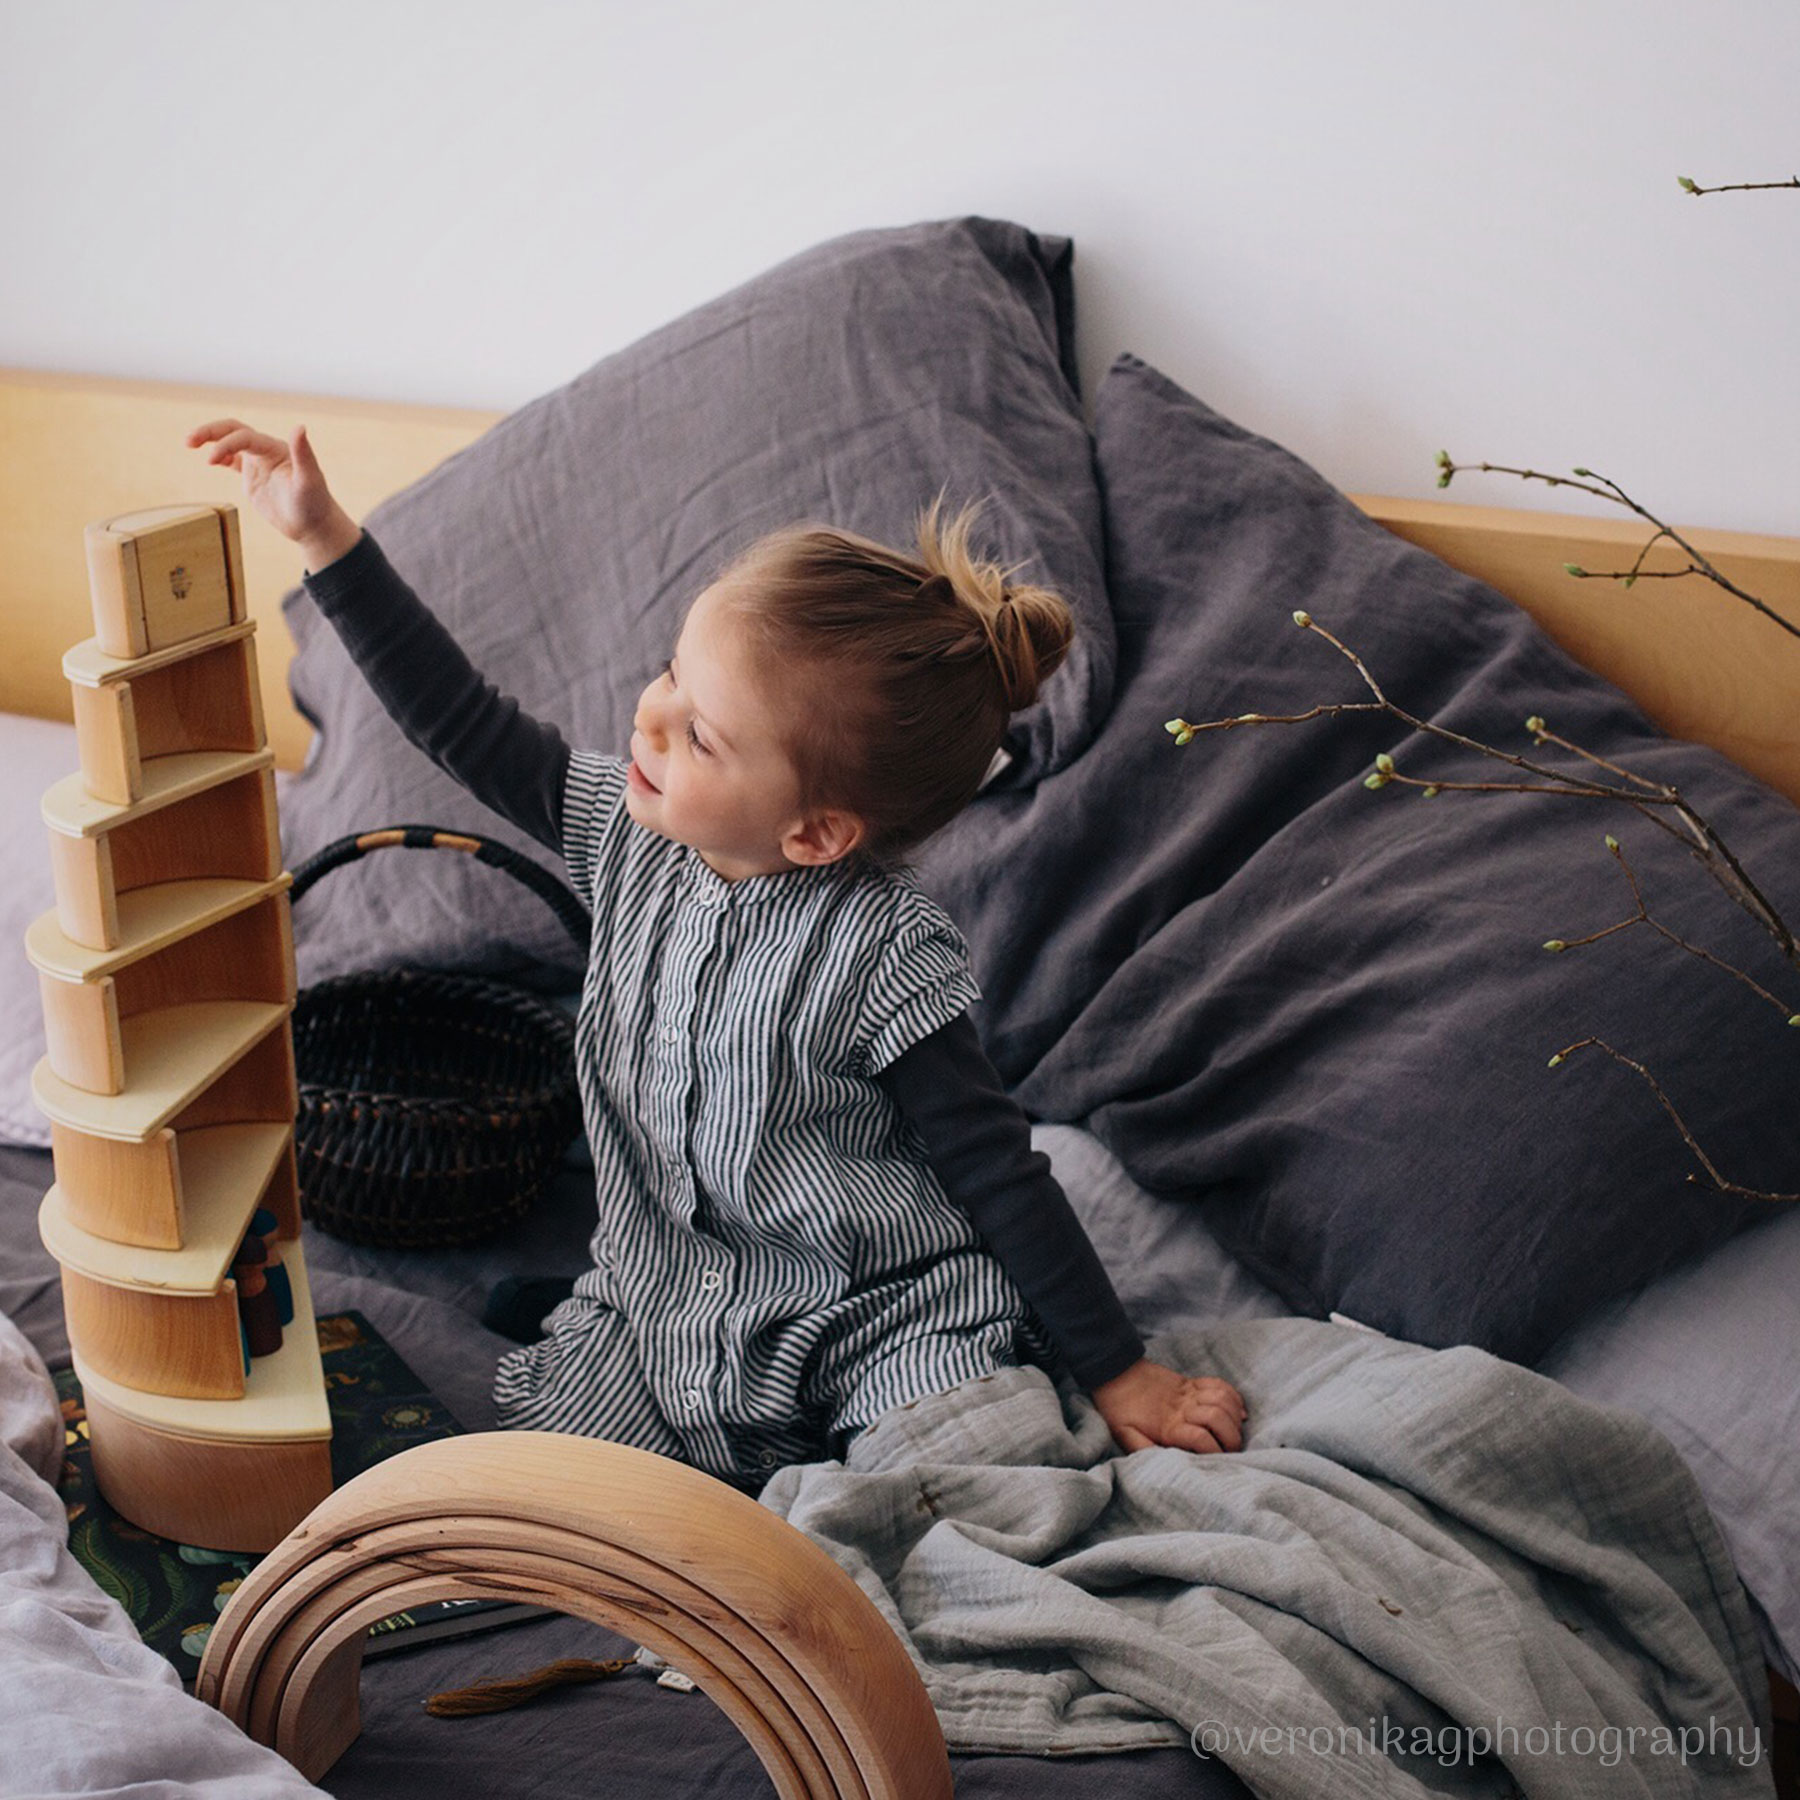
[[288, 826, 592, 953]]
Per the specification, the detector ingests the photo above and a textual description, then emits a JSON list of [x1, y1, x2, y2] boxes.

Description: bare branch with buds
[[1432, 454, 1800, 645], [1548, 1038, 1799, 1204], [1165, 612, 1799, 967], [1678, 174, 1800, 196], [1165, 618, 1799, 1206]]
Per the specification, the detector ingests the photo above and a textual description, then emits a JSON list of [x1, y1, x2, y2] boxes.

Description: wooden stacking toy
[[30, 503, 332, 1552]]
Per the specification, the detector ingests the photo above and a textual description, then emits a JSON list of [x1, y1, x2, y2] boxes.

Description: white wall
[[4, 0, 1797, 534]]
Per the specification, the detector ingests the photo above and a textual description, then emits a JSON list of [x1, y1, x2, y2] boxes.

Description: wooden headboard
[[0, 369, 500, 772], [5, 366, 1797, 803]]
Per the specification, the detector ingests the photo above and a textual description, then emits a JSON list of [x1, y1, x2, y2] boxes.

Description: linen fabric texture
[[491, 752, 1050, 1487], [913, 353, 1800, 1365], [0, 714, 76, 1147], [279, 217, 1109, 990], [763, 1315, 1771, 1794]]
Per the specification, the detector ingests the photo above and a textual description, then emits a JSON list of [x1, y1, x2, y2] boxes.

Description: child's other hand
[[1091, 1358, 1247, 1456], [186, 419, 360, 570]]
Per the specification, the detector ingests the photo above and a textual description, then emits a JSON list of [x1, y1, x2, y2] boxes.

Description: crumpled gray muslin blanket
[[761, 1318, 1773, 1799]]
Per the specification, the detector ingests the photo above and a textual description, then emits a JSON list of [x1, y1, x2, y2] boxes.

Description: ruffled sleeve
[[855, 899, 982, 1077]]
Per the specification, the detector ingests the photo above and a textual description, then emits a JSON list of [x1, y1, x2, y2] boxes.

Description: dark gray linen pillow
[[920, 353, 1800, 1366], [281, 217, 1109, 985]]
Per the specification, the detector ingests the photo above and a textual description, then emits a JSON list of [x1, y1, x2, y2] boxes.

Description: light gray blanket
[[762, 1319, 1774, 1799], [0, 1311, 324, 1800]]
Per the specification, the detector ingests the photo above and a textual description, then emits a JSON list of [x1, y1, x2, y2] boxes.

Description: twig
[[1678, 175, 1800, 196], [1546, 1039, 1798, 1204], [1167, 614, 1800, 966], [1530, 724, 1667, 795], [1433, 456, 1800, 644], [1544, 837, 1800, 1024]]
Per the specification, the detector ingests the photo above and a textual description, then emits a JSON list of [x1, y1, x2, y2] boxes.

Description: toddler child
[[190, 419, 1247, 1489]]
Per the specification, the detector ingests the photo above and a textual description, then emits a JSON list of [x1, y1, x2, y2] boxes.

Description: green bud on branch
[[1375, 753, 1395, 775], [1563, 563, 1587, 578], [1525, 715, 1546, 736], [1364, 771, 1390, 790], [1164, 718, 1196, 746], [1420, 785, 1440, 799], [1543, 939, 1568, 953], [1678, 176, 1699, 194], [1292, 609, 1312, 629], [1547, 1053, 1564, 1068]]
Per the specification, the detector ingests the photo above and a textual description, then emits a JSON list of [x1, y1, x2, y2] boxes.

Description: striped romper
[[492, 751, 1045, 1487]]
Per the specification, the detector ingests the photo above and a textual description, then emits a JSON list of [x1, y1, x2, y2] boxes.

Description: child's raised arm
[[187, 419, 362, 573], [186, 420, 572, 858]]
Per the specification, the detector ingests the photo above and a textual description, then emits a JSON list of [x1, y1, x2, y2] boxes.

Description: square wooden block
[[85, 504, 245, 659]]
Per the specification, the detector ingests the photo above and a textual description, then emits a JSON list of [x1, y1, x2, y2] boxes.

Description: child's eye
[[686, 720, 709, 756]]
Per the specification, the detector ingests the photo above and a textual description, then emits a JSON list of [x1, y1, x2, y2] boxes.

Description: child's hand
[[1090, 1358, 1247, 1456], [186, 419, 361, 571]]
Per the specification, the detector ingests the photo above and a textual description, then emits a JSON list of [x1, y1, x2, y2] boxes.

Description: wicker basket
[[287, 827, 591, 1249]]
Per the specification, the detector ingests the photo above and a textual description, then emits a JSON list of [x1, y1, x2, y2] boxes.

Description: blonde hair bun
[[718, 497, 1079, 861], [915, 497, 1074, 713]]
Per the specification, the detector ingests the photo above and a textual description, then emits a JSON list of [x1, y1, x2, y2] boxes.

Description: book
[[55, 1310, 549, 1685]]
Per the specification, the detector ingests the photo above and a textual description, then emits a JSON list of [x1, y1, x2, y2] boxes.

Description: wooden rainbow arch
[[195, 1430, 953, 1797]]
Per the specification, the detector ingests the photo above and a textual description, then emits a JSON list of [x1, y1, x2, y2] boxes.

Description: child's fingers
[[1157, 1420, 1226, 1456], [1185, 1377, 1247, 1421], [187, 420, 288, 465], [186, 417, 254, 448], [207, 432, 287, 473], [290, 424, 324, 482], [1176, 1393, 1244, 1451]]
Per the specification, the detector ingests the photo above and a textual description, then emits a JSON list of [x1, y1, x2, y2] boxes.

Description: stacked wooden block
[[29, 504, 332, 1552]]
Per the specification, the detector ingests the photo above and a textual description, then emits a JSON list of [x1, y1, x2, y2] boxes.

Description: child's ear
[[782, 808, 866, 867]]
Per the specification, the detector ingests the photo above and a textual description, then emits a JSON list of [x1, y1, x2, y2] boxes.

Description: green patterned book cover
[[55, 1310, 544, 1686]]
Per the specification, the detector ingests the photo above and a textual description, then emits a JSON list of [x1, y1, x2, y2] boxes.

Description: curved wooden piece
[[196, 1431, 952, 1799]]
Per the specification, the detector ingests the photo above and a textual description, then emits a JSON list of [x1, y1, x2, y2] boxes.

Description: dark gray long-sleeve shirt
[[301, 532, 1145, 1389]]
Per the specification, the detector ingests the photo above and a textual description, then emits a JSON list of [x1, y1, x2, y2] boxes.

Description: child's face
[[626, 581, 860, 880]]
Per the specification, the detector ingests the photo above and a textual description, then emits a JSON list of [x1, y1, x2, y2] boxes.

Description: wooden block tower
[[29, 504, 332, 1553]]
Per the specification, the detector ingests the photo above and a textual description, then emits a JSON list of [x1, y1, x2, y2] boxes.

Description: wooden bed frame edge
[[6, 366, 1797, 802]]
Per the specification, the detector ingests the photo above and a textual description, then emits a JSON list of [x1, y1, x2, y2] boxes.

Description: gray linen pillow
[[918, 354, 1800, 1366], [280, 217, 1110, 986]]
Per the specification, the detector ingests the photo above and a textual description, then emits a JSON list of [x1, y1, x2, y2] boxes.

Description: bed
[[3, 216, 1798, 1799]]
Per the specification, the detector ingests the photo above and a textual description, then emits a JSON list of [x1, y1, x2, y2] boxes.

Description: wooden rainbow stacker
[[29, 503, 331, 1552]]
